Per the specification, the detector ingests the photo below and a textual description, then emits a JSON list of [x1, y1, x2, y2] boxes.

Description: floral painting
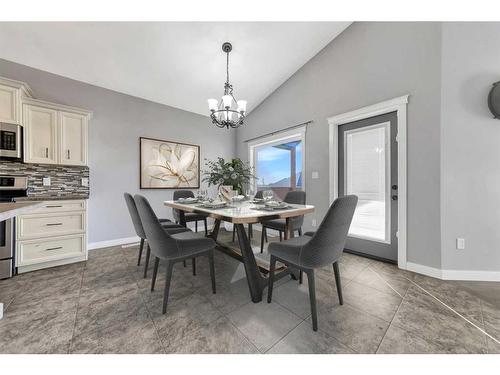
[[140, 137, 200, 189]]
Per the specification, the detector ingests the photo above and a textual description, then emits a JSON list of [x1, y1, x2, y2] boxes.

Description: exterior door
[[338, 111, 398, 262]]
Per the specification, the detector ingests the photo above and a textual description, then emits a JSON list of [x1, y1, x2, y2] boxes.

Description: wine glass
[[245, 187, 255, 201], [263, 190, 273, 202]]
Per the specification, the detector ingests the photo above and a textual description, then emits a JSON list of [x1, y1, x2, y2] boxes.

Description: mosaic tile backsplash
[[0, 161, 89, 199]]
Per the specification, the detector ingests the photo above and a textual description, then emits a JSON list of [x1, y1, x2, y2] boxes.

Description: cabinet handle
[[46, 223, 63, 226], [67, 149, 70, 159], [45, 147, 49, 158], [45, 246, 63, 251], [45, 205, 63, 208]]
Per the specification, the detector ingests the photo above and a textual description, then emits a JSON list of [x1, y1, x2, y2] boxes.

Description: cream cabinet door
[[59, 111, 88, 166], [23, 104, 58, 164], [0, 84, 20, 124]]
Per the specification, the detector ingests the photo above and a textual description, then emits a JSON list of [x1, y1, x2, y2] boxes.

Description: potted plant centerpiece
[[202, 157, 256, 201]]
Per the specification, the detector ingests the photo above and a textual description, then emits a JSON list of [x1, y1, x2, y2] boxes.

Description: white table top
[[164, 200, 314, 224]]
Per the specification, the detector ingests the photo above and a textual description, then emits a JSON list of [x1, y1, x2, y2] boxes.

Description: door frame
[[328, 95, 409, 269]]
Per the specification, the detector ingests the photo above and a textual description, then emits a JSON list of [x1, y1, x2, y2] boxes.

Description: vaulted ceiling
[[0, 22, 351, 115]]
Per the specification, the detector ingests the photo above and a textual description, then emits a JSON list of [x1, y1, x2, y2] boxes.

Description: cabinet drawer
[[17, 235, 85, 266], [30, 200, 86, 213], [17, 212, 85, 240]]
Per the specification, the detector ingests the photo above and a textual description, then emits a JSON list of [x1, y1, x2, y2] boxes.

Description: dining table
[[164, 199, 314, 303]]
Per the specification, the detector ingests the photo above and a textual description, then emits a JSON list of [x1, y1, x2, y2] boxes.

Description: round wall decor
[[488, 81, 500, 119]]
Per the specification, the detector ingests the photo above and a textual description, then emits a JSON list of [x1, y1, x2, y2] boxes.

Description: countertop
[[0, 202, 46, 221], [14, 196, 89, 202]]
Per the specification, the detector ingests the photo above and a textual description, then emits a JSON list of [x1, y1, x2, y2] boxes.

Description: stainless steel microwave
[[0, 123, 22, 159]]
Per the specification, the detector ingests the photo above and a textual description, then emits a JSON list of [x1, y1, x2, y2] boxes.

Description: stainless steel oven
[[0, 123, 22, 160], [0, 176, 28, 279]]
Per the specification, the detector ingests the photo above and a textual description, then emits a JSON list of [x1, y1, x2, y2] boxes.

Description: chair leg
[[306, 270, 318, 331], [298, 228, 302, 236], [183, 260, 186, 267], [162, 261, 174, 314], [299, 270, 303, 284], [248, 223, 253, 239], [279, 231, 282, 242], [264, 228, 268, 242], [151, 257, 160, 291], [204, 218, 208, 236], [192, 258, 196, 276], [143, 243, 151, 278], [232, 226, 236, 242], [333, 262, 343, 305], [195, 221, 198, 232], [137, 238, 144, 266], [267, 256, 277, 303], [208, 251, 216, 294], [260, 227, 265, 253]]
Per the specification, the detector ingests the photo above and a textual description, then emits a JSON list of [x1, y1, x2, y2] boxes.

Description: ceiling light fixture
[[208, 42, 247, 129]]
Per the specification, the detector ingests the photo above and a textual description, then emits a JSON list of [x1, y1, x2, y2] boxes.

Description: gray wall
[[0, 59, 235, 244], [440, 23, 500, 272], [236, 22, 443, 268]]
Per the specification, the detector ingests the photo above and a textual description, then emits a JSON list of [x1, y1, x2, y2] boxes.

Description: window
[[248, 127, 306, 200]]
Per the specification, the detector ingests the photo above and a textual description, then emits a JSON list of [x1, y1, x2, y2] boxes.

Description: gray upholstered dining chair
[[267, 195, 358, 331], [134, 194, 217, 314], [260, 190, 306, 253], [124, 193, 191, 278], [173, 190, 209, 235], [232, 190, 263, 242]]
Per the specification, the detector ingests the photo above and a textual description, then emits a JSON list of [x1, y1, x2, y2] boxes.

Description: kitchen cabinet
[[23, 104, 58, 164], [16, 199, 87, 273], [60, 111, 88, 166], [22, 98, 91, 166], [0, 77, 33, 125]]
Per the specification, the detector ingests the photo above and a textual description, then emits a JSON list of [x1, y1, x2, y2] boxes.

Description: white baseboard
[[441, 269, 500, 282], [88, 223, 217, 251], [406, 262, 442, 279], [406, 261, 500, 282], [88, 236, 140, 250]]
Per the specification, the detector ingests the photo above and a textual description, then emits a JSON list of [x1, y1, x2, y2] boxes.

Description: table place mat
[[196, 204, 235, 209], [174, 199, 199, 204]]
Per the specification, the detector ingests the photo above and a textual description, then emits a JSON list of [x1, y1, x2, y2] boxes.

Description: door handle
[[392, 185, 398, 190], [392, 195, 398, 201]]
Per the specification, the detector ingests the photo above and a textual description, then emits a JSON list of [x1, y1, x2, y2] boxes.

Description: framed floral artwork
[[140, 137, 200, 189]]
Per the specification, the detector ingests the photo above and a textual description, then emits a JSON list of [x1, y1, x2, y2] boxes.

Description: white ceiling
[[0, 22, 350, 116]]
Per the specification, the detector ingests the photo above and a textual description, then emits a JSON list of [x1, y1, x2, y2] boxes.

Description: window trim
[[248, 125, 306, 192]]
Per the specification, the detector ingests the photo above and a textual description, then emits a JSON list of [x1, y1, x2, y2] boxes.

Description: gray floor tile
[[354, 266, 410, 297], [392, 285, 487, 353], [268, 320, 354, 354], [343, 280, 402, 322], [313, 303, 390, 353], [377, 324, 449, 353], [151, 292, 223, 352], [227, 301, 302, 352], [166, 316, 258, 354], [70, 319, 163, 354], [486, 337, 500, 354]]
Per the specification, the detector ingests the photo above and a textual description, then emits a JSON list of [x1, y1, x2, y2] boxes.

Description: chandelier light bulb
[[237, 100, 247, 113], [208, 99, 218, 111], [222, 95, 233, 109]]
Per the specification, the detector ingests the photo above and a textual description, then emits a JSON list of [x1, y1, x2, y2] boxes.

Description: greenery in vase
[[202, 157, 256, 194]]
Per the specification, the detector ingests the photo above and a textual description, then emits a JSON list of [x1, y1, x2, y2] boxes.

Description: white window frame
[[248, 126, 306, 192], [328, 95, 408, 269]]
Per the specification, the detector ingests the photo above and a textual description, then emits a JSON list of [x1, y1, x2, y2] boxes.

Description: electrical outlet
[[456, 238, 465, 250], [81, 178, 89, 187], [312, 219, 317, 227], [312, 171, 319, 179], [42, 177, 51, 186]]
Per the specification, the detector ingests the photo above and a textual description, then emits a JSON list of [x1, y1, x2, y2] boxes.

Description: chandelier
[[208, 42, 247, 129]]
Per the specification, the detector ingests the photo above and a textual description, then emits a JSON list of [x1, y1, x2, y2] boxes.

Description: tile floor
[[1, 229, 500, 354]]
